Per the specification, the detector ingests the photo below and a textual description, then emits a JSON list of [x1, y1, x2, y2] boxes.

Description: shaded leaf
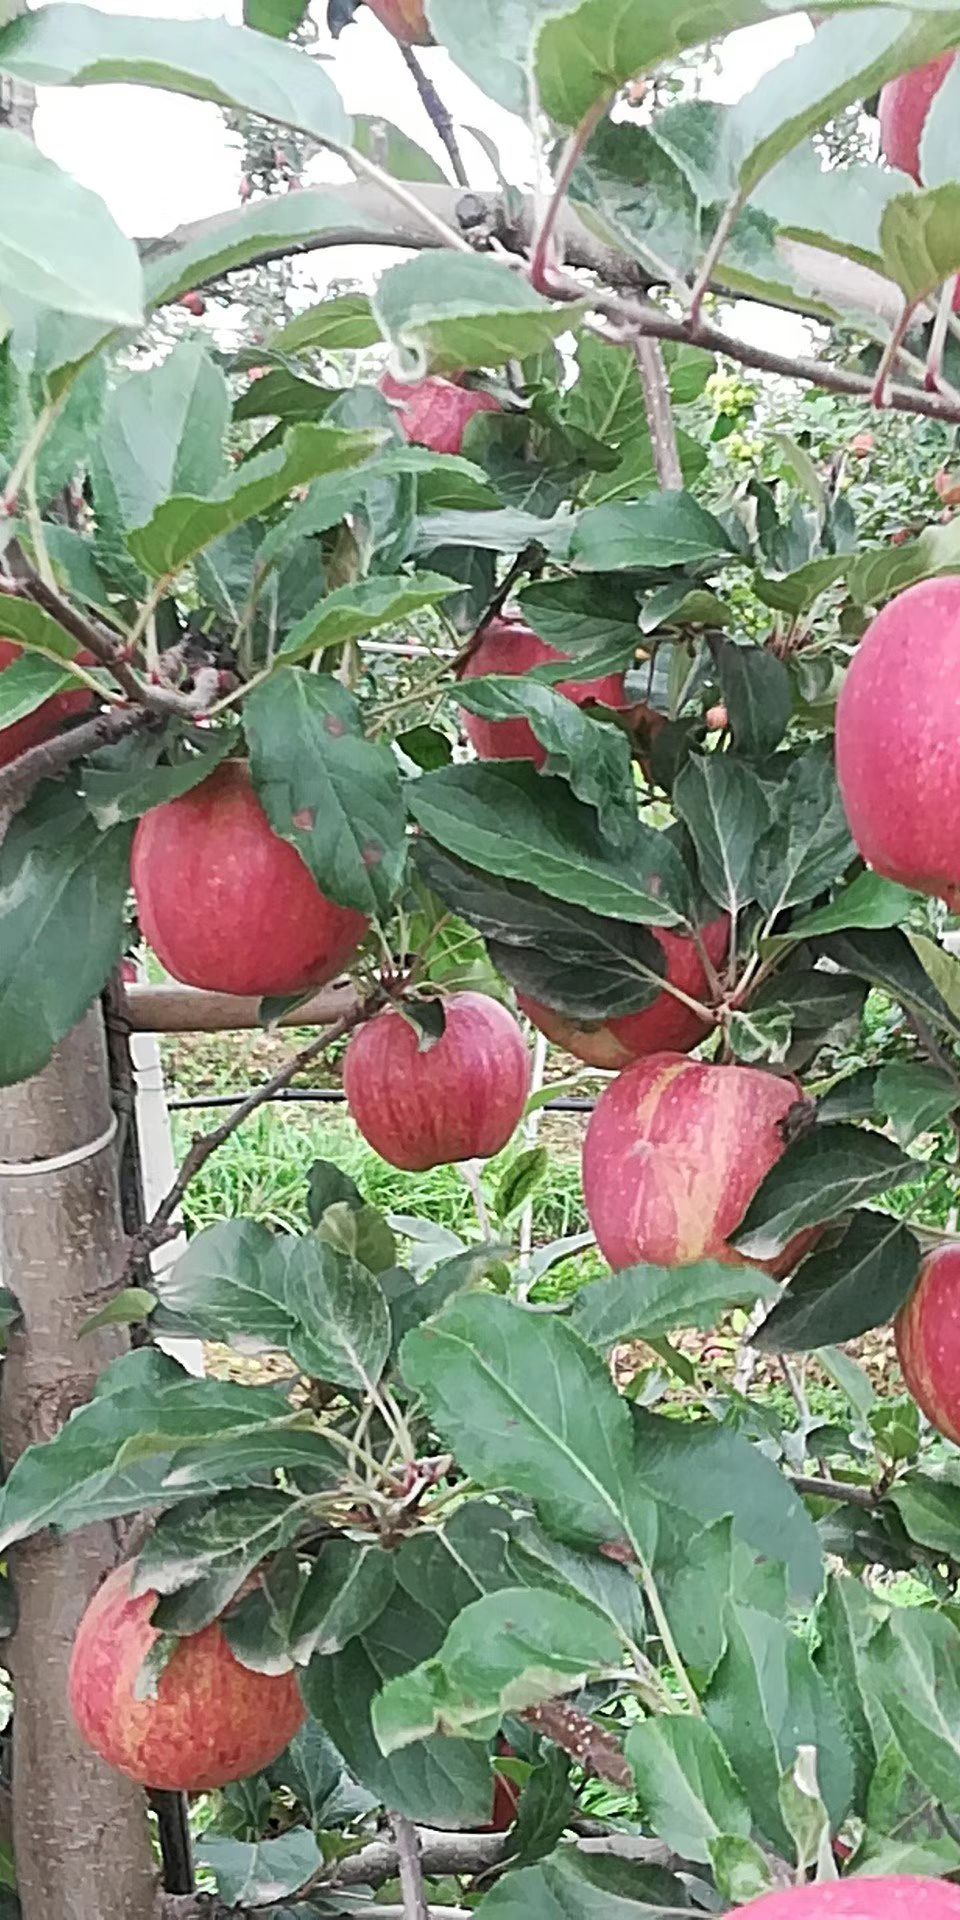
[[733, 1126, 917, 1262], [570, 1261, 773, 1350], [755, 1212, 921, 1351]]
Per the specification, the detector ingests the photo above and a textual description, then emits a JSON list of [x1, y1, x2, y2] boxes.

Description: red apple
[[896, 1245, 960, 1443], [879, 54, 955, 181], [459, 615, 628, 767], [365, 0, 433, 43], [835, 577, 960, 908], [705, 703, 729, 732], [69, 1561, 306, 1792], [0, 640, 96, 768], [740, 1878, 960, 1918], [343, 991, 531, 1170], [131, 759, 368, 997], [178, 291, 206, 317], [519, 918, 730, 1070], [379, 372, 500, 456], [582, 1053, 814, 1277]]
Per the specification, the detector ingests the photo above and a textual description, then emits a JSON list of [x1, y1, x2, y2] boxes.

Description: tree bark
[[0, 1010, 157, 1920]]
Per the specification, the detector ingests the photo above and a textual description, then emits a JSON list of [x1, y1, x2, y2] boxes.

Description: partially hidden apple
[[0, 640, 96, 769], [582, 1053, 815, 1277], [879, 54, 955, 181], [459, 614, 628, 767], [380, 371, 500, 455], [343, 991, 531, 1170], [896, 1245, 960, 1443], [365, 0, 433, 44], [131, 759, 368, 997], [519, 917, 730, 1069], [69, 1561, 306, 1792], [835, 577, 960, 907], [740, 1877, 960, 1918]]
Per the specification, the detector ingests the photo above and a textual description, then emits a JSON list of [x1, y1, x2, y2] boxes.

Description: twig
[[689, 197, 742, 329], [530, 93, 614, 293], [871, 297, 920, 409], [399, 44, 468, 187], [926, 279, 958, 394], [790, 1474, 878, 1511], [14, 568, 219, 721], [116, 997, 378, 1282], [522, 1700, 633, 1790], [393, 1814, 430, 1920], [633, 337, 683, 491], [0, 707, 159, 818]]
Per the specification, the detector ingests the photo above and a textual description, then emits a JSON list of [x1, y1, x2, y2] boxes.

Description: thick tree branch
[[790, 1474, 879, 1510], [116, 996, 379, 1284], [7, 570, 221, 722], [0, 707, 159, 818]]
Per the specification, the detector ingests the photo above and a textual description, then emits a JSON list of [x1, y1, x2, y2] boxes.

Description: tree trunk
[[0, 1010, 158, 1920]]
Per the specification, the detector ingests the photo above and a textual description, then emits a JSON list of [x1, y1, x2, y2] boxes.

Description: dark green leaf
[[0, 784, 132, 1087], [494, 1148, 549, 1225], [281, 1238, 391, 1390], [244, 0, 309, 37], [136, 1489, 303, 1633], [152, 1220, 293, 1347], [289, 1540, 396, 1663], [716, 639, 791, 758], [673, 756, 769, 917], [455, 677, 636, 846], [475, 1847, 692, 1920], [79, 733, 236, 829], [408, 762, 689, 925], [783, 872, 920, 942], [315, 1201, 397, 1275], [753, 746, 855, 918], [885, 1468, 960, 1559], [269, 293, 381, 356], [197, 1831, 322, 1908], [572, 492, 736, 574], [755, 1212, 921, 1352], [812, 1574, 881, 1816], [875, 1059, 960, 1146], [245, 669, 406, 917], [307, 1158, 363, 1226], [510, 1749, 575, 1868], [815, 928, 960, 1041], [733, 1126, 919, 1262], [275, 572, 461, 662], [867, 1608, 960, 1812], [518, 574, 644, 664]]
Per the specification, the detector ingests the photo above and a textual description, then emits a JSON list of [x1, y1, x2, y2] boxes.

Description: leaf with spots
[[244, 668, 407, 918]]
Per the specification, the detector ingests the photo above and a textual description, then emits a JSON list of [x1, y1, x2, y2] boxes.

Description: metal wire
[[167, 1089, 598, 1114]]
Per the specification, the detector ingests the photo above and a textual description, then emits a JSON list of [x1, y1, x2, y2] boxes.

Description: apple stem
[[460, 1158, 495, 1240]]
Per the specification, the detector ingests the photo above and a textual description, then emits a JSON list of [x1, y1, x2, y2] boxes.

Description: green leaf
[[354, 112, 448, 184], [79, 734, 237, 830], [812, 1574, 882, 1816], [633, 1409, 823, 1608], [92, 343, 228, 587], [269, 291, 381, 356], [704, 1601, 854, 1850], [275, 572, 461, 662], [80, 1288, 156, 1335], [375, 253, 579, 375], [160, 1420, 343, 1500], [494, 1147, 549, 1225], [304, 1581, 496, 1826], [144, 197, 388, 312], [244, 670, 406, 917], [518, 573, 645, 663], [726, 10, 960, 199], [0, 1362, 289, 1551], [373, 1587, 621, 1751], [571, 1261, 774, 1350], [127, 423, 382, 576], [408, 763, 689, 925], [626, 1717, 751, 1864], [316, 1201, 397, 1275], [886, 1468, 960, 1559], [754, 1212, 922, 1352], [244, 0, 309, 36], [0, 784, 133, 1088], [673, 756, 770, 918], [0, 128, 142, 324], [134, 1488, 304, 1633], [733, 1126, 918, 1263], [0, 650, 88, 736], [572, 492, 736, 573], [753, 745, 855, 918], [455, 677, 636, 846], [0, 594, 93, 667], [709, 1835, 776, 1906], [908, 933, 960, 1028], [413, 840, 672, 1022], [281, 1238, 391, 1390], [510, 1749, 575, 1868], [152, 1220, 294, 1347], [875, 1059, 959, 1147], [400, 1295, 657, 1560], [867, 1608, 960, 1813], [783, 872, 919, 942], [755, 555, 848, 617], [716, 639, 791, 757], [815, 928, 960, 1042], [197, 1830, 323, 1909], [882, 182, 960, 304], [0, 4, 351, 143], [289, 1539, 396, 1663], [475, 1846, 691, 1920]]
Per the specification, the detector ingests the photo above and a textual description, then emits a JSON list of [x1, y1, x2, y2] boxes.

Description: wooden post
[[0, 1010, 158, 1920]]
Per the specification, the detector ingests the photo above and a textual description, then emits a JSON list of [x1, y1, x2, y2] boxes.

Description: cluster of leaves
[[6, 1, 960, 1914]]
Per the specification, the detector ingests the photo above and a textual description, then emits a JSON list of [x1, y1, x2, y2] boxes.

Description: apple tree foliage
[[6, 0, 960, 1910]]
